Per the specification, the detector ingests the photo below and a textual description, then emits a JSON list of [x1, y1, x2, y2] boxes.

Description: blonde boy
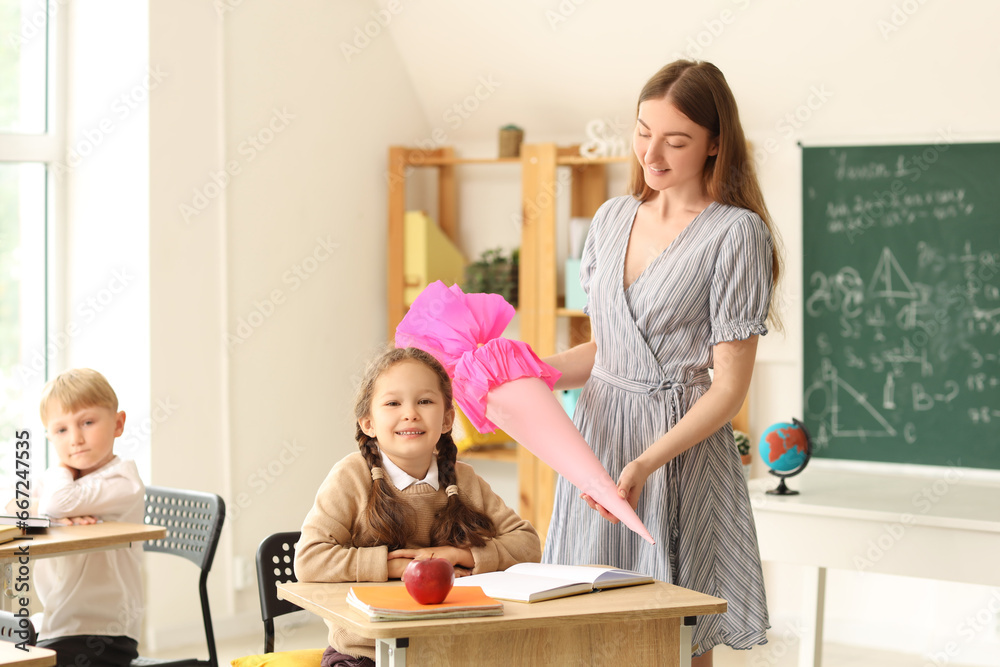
[[35, 368, 145, 667]]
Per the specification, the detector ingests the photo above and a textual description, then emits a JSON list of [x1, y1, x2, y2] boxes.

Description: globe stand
[[766, 474, 799, 496]]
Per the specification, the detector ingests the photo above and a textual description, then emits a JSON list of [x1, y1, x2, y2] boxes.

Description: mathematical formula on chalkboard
[[802, 142, 1000, 469]]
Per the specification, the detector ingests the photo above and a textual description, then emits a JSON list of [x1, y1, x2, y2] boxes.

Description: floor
[[144, 613, 946, 666]]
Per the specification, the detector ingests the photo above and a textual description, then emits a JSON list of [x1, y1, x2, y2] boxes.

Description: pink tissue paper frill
[[395, 281, 560, 433], [453, 337, 559, 432]]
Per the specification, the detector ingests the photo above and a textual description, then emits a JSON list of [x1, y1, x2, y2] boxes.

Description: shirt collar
[[379, 452, 439, 491]]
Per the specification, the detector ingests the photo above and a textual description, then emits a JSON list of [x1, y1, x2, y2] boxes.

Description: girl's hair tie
[[445, 484, 459, 497], [371, 467, 385, 481]]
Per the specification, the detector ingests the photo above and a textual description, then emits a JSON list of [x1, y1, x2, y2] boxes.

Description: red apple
[[402, 557, 454, 604]]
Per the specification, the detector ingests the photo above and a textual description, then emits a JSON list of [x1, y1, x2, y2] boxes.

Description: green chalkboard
[[802, 141, 1000, 470]]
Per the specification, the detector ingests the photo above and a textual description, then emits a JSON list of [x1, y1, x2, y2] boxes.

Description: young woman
[[542, 60, 782, 665]]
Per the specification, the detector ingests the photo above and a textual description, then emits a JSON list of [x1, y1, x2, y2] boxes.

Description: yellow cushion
[[230, 649, 324, 667]]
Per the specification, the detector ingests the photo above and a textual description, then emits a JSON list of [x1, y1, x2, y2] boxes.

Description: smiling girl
[[295, 346, 540, 667]]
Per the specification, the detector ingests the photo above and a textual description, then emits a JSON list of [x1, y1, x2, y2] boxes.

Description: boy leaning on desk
[[28, 368, 146, 667]]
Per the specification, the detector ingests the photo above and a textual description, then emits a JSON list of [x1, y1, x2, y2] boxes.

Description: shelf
[[405, 156, 520, 166], [556, 155, 630, 166], [458, 445, 518, 463], [556, 308, 587, 318]]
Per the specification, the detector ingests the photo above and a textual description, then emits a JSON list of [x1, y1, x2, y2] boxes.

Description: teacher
[[542, 60, 781, 665]]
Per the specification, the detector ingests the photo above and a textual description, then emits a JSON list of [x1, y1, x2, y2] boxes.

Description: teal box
[[564, 258, 587, 311], [561, 388, 582, 417]]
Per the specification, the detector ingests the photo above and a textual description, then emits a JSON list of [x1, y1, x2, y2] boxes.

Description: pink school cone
[[485, 377, 655, 545]]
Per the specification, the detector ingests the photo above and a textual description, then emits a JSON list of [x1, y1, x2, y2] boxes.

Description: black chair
[[0, 610, 36, 644], [255, 531, 302, 653], [132, 486, 225, 667]]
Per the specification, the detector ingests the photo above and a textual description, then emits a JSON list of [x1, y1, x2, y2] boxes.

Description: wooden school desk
[[0, 522, 167, 611], [278, 580, 726, 667], [749, 466, 1000, 667], [0, 644, 56, 666], [0, 522, 166, 562]]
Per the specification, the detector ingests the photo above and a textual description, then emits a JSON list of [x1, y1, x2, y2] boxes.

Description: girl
[[295, 347, 541, 667], [542, 60, 782, 666]]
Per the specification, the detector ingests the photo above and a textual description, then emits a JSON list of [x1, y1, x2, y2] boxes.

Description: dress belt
[[590, 364, 710, 396]]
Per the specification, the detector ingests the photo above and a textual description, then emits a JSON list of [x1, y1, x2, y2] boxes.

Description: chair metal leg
[[199, 571, 219, 667], [264, 619, 275, 654]]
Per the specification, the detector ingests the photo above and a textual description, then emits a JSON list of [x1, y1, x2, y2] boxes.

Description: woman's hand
[[617, 459, 651, 511], [388, 545, 475, 570], [580, 458, 652, 521], [579, 493, 619, 523]]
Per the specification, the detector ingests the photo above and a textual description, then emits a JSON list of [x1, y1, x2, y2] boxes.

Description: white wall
[[145, 0, 434, 649], [63, 1, 150, 478]]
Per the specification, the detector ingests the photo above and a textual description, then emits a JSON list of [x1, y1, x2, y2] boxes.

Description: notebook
[[346, 584, 504, 622], [0, 514, 50, 530], [453, 563, 654, 603]]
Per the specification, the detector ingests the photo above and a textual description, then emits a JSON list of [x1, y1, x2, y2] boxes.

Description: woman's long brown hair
[[628, 60, 783, 330], [352, 347, 497, 550]]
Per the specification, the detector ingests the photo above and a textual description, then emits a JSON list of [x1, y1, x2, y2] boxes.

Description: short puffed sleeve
[[710, 212, 774, 345]]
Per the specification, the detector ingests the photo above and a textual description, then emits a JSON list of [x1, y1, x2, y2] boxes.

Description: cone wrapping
[[486, 378, 655, 544]]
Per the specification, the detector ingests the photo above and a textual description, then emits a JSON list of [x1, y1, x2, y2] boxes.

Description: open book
[[347, 584, 504, 622], [453, 562, 654, 603]]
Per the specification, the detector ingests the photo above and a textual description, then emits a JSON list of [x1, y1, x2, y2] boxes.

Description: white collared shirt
[[379, 452, 440, 491]]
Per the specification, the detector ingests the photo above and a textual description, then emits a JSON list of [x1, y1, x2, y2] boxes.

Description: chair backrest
[[255, 531, 302, 653], [141, 485, 225, 667], [143, 486, 225, 570], [0, 611, 36, 645]]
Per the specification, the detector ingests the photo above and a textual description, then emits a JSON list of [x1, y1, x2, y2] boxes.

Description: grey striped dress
[[542, 195, 772, 655]]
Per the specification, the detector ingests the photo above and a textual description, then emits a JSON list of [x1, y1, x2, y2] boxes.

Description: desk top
[[0, 644, 56, 666], [748, 466, 1000, 533], [0, 522, 166, 560], [277, 580, 726, 639]]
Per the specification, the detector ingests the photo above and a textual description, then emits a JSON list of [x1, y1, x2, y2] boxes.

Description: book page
[[506, 563, 653, 588], [454, 571, 593, 602]]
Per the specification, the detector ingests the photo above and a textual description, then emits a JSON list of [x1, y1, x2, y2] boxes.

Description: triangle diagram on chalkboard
[[868, 247, 917, 305], [805, 359, 898, 439], [830, 363, 898, 439]]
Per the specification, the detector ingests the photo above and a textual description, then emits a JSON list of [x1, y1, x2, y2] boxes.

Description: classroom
[[1, 1, 998, 665]]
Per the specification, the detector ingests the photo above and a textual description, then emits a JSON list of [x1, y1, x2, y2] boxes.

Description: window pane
[[0, 0, 48, 133], [0, 162, 46, 481]]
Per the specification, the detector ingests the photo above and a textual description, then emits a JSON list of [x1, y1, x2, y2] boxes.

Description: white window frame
[[0, 1, 68, 469]]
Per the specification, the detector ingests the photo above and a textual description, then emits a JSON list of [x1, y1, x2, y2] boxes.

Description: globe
[[758, 418, 812, 495]]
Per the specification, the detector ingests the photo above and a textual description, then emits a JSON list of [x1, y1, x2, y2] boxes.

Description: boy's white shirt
[[35, 455, 145, 641]]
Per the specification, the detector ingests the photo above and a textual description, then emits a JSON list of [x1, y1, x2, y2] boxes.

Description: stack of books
[[347, 585, 503, 622], [0, 514, 51, 530]]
